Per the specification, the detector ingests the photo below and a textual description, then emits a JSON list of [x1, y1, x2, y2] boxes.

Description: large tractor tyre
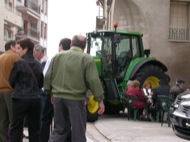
[[133, 65, 169, 88], [86, 94, 99, 122]]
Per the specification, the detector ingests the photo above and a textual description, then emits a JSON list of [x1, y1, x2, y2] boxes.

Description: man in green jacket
[[44, 35, 105, 142]]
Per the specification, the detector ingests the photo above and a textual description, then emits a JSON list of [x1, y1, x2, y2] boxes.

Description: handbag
[[21, 59, 39, 88]]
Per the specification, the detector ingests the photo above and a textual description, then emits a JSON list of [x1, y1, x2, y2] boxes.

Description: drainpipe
[[106, 0, 113, 30]]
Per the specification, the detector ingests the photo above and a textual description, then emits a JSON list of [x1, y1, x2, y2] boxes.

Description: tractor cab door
[[115, 35, 141, 81]]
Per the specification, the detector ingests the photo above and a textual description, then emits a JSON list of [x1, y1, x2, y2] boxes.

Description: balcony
[[16, 0, 40, 20], [15, 28, 40, 43], [96, 16, 105, 30], [169, 28, 190, 42], [4, 4, 22, 27]]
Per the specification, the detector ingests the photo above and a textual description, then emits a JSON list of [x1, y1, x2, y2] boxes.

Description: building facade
[[0, 0, 48, 56], [96, 0, 190, 86]]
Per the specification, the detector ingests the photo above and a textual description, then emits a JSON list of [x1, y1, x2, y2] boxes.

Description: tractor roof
[[87, 30, 142, 36]]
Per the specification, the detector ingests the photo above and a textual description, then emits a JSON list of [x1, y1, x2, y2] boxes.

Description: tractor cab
[[86, 29, 144, 82]]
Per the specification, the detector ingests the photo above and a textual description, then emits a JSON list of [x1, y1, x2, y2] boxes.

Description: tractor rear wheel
[[133, 65, 169, 88]]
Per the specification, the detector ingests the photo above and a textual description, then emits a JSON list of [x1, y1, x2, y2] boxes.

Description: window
[[44, 24, 47, 39], [41, 22, 44, 38], [44, 0, 48, 15], [4, 0, 13, 11], [116, 36, 130, 57], [31, 23, 37, 30], [41, 0, 48, 15], [30, 22, 38, 38], [169, 1, 189, 41], [131, 36, 140, 58], [4, 24, 12, 41]]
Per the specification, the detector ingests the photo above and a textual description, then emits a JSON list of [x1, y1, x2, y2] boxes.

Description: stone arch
[[112, 0, 149, 48]]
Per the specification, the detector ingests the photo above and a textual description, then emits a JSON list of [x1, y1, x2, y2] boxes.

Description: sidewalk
[[94, 117, 189, 142]]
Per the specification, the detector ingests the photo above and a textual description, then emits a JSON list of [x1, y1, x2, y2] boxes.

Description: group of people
[[124, 78, 186, 121], [0, 35, 105, 142]]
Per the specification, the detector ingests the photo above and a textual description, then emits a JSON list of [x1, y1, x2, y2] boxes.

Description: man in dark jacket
[[9, 38, 44, 142], [40, 38, 71, 142], [152, 79, 170, 97], [152, 79, 170, 120], [152, 79, 170, 106], [170, 79, 185, 99]]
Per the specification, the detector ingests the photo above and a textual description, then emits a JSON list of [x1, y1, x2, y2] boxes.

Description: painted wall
[[110, 0, 190, 87], [0, 0, 4, 51]]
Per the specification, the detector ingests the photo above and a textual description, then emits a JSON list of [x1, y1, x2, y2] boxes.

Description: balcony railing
[[18, 28, 39, 40], [169, 28, 190, 41], [24, 0, 40, 14]]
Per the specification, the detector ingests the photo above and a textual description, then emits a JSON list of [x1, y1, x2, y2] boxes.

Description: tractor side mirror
[[144, 49, 150, 57]]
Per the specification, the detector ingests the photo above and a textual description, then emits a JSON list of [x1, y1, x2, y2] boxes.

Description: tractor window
[[116, 37, 130, 57], [89, 36, 112, 76], [103, 37, 112, 57], [89, 36, 111, 59], [131, 36, 140, 58], [90, 37, 102, 56], [115, 36, 131, 76]]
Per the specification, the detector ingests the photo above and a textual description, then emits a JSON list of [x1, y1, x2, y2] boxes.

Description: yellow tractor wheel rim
[[143, 76, 159, 88], [87, 94, 99, 113]]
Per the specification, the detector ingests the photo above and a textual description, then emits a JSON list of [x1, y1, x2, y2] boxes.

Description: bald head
[[71, 35, 86, 50]]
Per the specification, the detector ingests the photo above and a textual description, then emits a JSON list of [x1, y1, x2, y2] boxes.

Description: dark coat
[[152, 84, 170, 110], [170, 84, 185, 99], [9, 54, 44, 99], [152, 84, 170, 97]]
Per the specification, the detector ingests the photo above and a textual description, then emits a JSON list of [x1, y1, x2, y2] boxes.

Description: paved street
[[23, 114, 189, 142], [22, 127, 94, 142]]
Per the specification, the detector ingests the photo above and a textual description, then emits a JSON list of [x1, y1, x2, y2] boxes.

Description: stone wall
[[110, 0, 190, 87]]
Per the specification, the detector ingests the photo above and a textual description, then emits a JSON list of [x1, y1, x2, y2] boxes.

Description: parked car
[[171, 98, 190, 140], [170, 90, 190, 115]]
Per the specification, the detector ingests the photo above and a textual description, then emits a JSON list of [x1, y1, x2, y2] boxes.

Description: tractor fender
[[128, 58, 168, 79]]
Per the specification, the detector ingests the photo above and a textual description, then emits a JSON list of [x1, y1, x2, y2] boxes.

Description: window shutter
[[170, 2, 188, 29]]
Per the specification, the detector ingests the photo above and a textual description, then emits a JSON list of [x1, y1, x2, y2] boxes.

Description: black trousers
[[48, 97, 86, 142], [10, 98, 41, 142], [40, 94, 54, 142]]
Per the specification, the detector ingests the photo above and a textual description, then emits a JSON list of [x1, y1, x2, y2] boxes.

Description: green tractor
[[86, 25, 169, 122]]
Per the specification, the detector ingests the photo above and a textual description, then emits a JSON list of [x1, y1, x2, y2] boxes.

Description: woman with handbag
[[9, 38, 44, 142]]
